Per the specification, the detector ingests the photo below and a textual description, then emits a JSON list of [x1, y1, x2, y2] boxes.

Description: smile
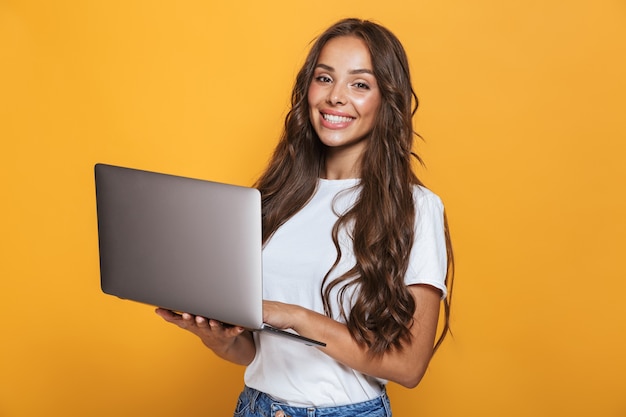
[[322, 113, 354, 124]]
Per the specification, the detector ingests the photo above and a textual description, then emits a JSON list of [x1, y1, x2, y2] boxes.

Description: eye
[[315, 75, 333, 83], [353, 82, 370, 90]]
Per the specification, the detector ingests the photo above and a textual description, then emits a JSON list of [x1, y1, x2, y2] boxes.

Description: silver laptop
[[94, 163, 325, 347]]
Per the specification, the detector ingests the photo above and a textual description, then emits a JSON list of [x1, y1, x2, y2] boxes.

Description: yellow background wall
[[1, 1, 625, 416]]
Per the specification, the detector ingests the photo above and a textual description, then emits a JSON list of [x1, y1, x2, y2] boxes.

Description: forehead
[[316, 36, 373, 69]]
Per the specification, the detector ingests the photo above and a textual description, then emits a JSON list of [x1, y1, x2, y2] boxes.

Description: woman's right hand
[[155, 308, 256, 365]]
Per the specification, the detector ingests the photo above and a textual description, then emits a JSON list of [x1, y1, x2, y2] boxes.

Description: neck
[[322, 148, 363, 180]]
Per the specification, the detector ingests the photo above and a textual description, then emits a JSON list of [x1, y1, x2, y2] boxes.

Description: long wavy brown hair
[[255, 18, 454, 356]]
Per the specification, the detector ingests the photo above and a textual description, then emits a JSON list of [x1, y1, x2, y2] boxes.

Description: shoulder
[[411, 185, 444, 211]]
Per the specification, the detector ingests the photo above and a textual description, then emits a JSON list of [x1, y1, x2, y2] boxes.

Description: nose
[[328, 83, 346, 105]]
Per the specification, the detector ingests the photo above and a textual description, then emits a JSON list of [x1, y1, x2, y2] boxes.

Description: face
[[308, 36, 382, 163]]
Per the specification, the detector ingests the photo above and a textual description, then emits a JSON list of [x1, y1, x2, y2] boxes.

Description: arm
[[155, 308, 256, 366], [263, 284, 441, 388]]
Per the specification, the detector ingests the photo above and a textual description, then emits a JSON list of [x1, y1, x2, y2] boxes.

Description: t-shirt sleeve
[[405, 187, 449, 298]]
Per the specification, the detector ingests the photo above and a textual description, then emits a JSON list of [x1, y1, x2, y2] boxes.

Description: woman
[[157, 17, 454, 417]]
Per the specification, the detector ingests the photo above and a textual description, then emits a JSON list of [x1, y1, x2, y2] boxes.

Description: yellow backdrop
[[1, 1, 625, 416]]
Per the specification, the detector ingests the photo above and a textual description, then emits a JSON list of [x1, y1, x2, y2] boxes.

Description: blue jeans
[[233, 385, 393, 417]]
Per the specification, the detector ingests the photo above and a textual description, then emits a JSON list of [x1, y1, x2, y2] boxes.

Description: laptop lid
[[94, 163, 325, 347], [95, 163, 264, 329]]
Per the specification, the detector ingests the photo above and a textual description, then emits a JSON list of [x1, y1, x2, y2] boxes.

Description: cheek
[[307, 84, 321, 107], [356, 96, 381, 118]]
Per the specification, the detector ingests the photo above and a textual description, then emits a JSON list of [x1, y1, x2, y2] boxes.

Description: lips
[[322, 113, 354, 124], [319, 111, 355, 130]]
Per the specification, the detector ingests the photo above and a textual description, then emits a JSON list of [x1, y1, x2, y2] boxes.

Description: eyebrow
[[314, 63, 374, 75]]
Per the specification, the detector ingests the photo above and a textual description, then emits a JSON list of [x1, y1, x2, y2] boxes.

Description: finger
[[233, 326, 245, 335], [222, 326, 245, 337], [155, 308, 172, 318], [155, 308, 182, 322], [195, 316, 209, 327], [208, 319, 223, 329]]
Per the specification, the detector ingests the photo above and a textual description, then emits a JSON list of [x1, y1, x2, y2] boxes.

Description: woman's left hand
[[262, 300, 302, 330]]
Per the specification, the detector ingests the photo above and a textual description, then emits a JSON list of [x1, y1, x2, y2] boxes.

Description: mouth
[[321, 112, 355, 124]]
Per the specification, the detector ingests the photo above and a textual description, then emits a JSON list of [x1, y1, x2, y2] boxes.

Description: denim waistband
[[234, 385, 392, 417]]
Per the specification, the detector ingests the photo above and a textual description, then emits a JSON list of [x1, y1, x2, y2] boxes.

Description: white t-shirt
[[243, 178, 448, 407]]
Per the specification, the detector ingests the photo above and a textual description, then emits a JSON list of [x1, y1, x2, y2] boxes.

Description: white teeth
[[323, 113, 353, 123]]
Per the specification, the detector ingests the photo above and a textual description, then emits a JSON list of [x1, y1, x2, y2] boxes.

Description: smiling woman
[[157, 17, 454, 416], [308, 36, 382, 179], [3, 0, 624, 415]]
